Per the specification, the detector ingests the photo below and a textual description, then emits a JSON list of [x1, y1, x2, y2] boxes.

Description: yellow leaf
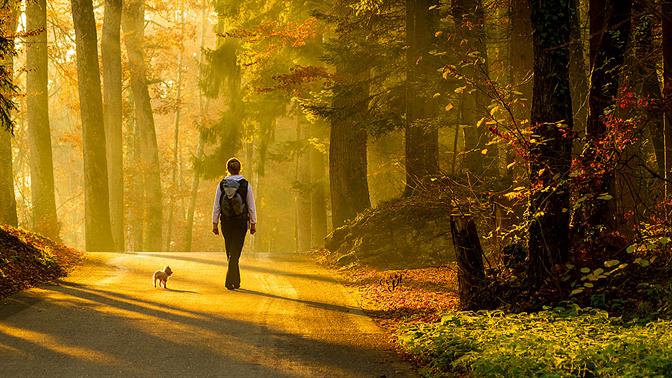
[[490, 106, 500, 116], [444, 103, 454, 112], [481, 149, 488, 155], [434, 31, 443, 37], [476, 117, 486, 128], [454, 86, 467, 94], [506, 162, 516, 170]]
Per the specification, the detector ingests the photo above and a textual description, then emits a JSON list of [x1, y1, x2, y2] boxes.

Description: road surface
[[0, 252, 417, 377]]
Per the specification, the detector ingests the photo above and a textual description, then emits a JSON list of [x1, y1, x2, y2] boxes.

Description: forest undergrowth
[[0, 224, 83, 299], [317, 230, 672, 377]]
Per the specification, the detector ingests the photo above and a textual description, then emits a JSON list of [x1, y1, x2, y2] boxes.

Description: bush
[[399, 306, 672, 377]]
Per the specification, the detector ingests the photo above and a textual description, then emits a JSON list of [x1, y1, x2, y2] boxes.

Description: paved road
[[0, 252, 416, 377]]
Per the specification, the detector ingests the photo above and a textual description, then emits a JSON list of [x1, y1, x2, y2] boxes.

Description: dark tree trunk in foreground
[[631, 1, 664, 175], [26, 0, 58, 238], [330, 64, 371, 228], [404, 0, 440, 194], [102, 0, 124, 251], [123, 0, 163, 251], [663, 0, 672, 190], [450, 215, 485, 310], [71, 0, 116, 251], [580, 0, 631, 232], [527, 0, 574, 288], [0, 0, 18, 226]]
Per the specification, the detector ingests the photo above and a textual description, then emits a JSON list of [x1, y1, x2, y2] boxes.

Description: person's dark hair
[[226, 157, 241, 175]]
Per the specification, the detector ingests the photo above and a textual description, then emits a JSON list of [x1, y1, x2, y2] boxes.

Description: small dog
[[152, 266, 173, 288]]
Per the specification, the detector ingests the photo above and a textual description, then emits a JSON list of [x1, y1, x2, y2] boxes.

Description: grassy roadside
[[0, 224, 83, 299], [315, 249, 672, 377]]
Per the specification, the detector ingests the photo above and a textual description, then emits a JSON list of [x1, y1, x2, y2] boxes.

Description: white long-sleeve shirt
[[212, 175, 257, 225]]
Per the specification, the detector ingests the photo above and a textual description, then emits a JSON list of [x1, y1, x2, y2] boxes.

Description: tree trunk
[[510, 0, 533, 101], [569, 0, 589, 134], [329, 64, 371, 228], [663, 0, 672, 194], [0, 1, 17, 226], [450, 215, 486, 310], [26, 0, 58, 238], [123, 0, 163, 251], [527, 0, 574, 288], [310, 127, 328, 248], [404, 0, 440, 194], [71, 0, 115, 251], [185, 0, 209, 252], [297, 118, 312, 252], [166, 1, 185, 252], [630, 1, 664, 175], [581, 0, 631, 231], [102, 0, 124, 251]]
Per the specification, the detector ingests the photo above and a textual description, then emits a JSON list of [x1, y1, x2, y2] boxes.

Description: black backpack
[[219, 178, 248, 221]]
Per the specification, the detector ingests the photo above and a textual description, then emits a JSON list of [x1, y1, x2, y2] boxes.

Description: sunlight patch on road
[[0, 324, 122, 366]]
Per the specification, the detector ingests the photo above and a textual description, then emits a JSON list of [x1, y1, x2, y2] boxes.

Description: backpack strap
[[237, 179, 249, 207]]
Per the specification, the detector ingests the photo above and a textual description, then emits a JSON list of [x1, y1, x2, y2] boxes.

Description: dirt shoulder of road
[[313, 248, 460, 337], [0, 225, 83, 300]]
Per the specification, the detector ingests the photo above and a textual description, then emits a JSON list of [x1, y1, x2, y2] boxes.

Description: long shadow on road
[[0, 280, 402, 377]]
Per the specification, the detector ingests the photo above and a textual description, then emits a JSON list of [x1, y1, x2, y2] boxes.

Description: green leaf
[[580, 267, 591, 274], [570, 288, 584, 295], [604, 260, 620, 268], [626, 245, 636, 254]]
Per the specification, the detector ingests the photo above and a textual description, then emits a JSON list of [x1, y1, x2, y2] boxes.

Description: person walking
[[212, 157, 257, 290]]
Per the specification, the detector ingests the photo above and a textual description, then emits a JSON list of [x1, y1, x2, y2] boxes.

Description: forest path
[[0, 252, 416, 377]]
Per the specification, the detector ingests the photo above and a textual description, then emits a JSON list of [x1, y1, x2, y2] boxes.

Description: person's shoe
[[226, 285, 235, 290]]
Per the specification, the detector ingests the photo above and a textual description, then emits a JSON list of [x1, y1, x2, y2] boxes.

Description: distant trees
[[26, 0, 58, 238], [527, 0, 574, 287], [102, 0, 124, 251], [123, 0, 163, 251], [71, 0, 116, 251]]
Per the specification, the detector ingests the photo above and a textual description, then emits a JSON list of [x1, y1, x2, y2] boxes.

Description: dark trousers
[[221, 219, 247, 288]]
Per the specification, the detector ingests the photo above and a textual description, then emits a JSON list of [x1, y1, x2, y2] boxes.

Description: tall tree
[[123, 0, 163, 251], [663, 0, 672, 189], [71, 0, 116, 251], [509, 0, 533, 101], [310, 127, 328, 248], [185, 0, 210, 252], [580, 0, 631, 232], [0, 0, 18, 226], [527, 0, 574, 288], [569, 0, 589, 133], [330, 62, 371, 228], [102, 0, 124, 251], [404, 0, 440, 194], [26, 0, 58, 237], [328, 3, 372, 228], [631, 1, 664, 175], [296, 118, 312, 252], [166, 1, 186, 252]]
